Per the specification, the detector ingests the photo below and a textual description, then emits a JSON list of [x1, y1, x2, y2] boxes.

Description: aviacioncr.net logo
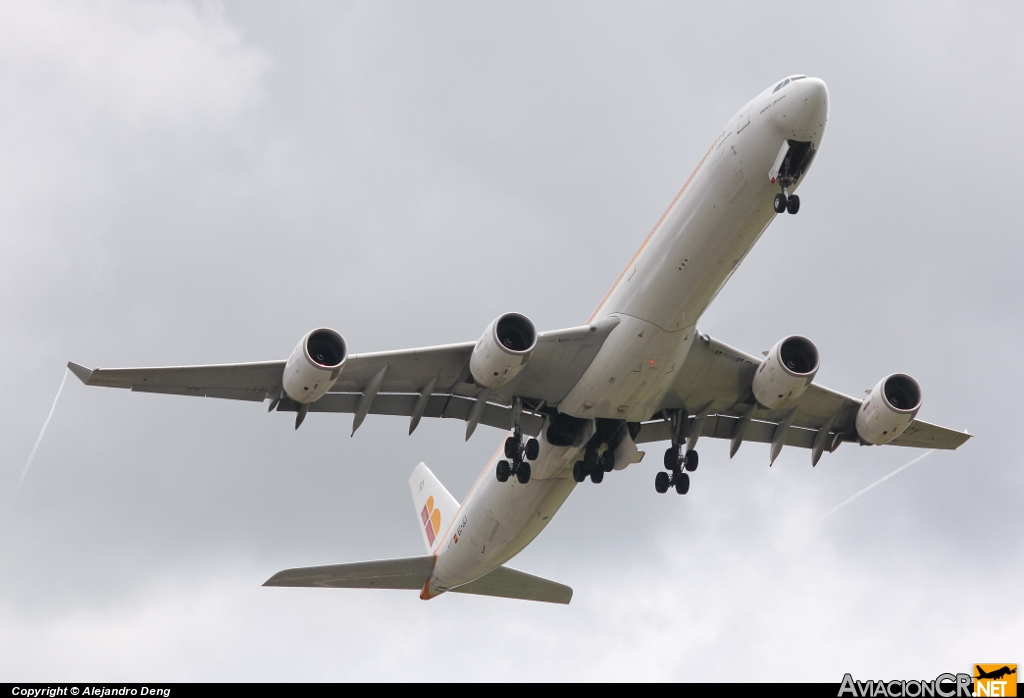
[[839, 673, 974, 697], [973, 664, 1017, 697]]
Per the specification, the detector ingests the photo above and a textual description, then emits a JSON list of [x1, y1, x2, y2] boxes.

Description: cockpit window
[[791, 75, 806, 81], [772, 78, 790, 93]]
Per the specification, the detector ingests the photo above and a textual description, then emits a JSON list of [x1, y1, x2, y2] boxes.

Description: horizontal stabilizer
[[452, 565, 572, 605], [263, 556, 434, 590], [263, 556, 573, 604]]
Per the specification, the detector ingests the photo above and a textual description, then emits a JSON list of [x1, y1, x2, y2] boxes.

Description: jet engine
[[282, 328, 348, 404], [855, 373, 922, 445], [470, 312, 537, 389], [752, 335, 819, 409]]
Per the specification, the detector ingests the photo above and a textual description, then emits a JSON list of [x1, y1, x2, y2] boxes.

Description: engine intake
[[283, 328, 348, 404], [856, 373, 922, 445], [470, 312, 537, 389], [752, 335, 819, 409]]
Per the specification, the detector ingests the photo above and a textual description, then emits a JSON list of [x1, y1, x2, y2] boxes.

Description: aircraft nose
[[775, 77, 829, 144]]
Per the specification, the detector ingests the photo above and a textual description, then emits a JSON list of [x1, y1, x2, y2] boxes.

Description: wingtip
[[262, 570, 287, 587], [67, 361, 94, 384]]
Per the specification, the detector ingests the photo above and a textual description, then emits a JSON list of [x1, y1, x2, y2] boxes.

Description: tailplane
[[263, 557, 571, 604], [262, 462, 572, 604]]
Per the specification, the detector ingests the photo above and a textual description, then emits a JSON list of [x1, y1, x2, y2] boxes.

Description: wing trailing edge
[[263, 557, 572, 604]]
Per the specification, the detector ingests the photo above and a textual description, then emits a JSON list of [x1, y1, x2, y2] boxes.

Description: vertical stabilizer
[[408, 463, 460, 555]]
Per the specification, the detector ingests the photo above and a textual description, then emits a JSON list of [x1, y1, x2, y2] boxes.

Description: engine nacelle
[[752, 335, 819, 409], [282, 328, 348, 404], [856, 373, 922, 445], [470, 312, 537, 389]]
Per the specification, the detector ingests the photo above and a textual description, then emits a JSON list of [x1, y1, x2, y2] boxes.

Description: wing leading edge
[[67, 317, 620, 438], [643, 333, 970, 463]]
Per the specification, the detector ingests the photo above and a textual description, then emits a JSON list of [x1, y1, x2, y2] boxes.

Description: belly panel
[[430, 463, 577, 592]]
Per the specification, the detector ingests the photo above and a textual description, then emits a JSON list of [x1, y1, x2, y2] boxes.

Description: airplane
[[69, 75, 971, 604], [975, 666, 1017, 681]]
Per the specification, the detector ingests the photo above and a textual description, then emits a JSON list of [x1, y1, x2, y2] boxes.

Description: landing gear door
[[736, 107, 750, 134], [768, 141, 791, 184]]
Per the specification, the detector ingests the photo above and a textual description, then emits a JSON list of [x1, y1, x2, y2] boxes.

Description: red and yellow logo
[[421, 496, 442, 546], [974, 664, 1017, 697]]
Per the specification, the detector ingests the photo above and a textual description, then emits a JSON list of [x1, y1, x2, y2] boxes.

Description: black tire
[[517, 461, 531, 484], [664, 447, 679, 470], [496, 460, 510, 483], [591, 468, 604, 484], [602, 450, 615, 472], [675, 472, 690, 495], [525, 438, 540, 461], [787, 194, 800, 214], [504, 436, 518, 459], [572, 461, 586, 483], [655, 471, 670, 494], [774, 193, 788, 213], [684, 449, 699, 472], [584, 448, 598, 468]]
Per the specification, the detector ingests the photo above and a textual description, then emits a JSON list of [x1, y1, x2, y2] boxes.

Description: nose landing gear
[[771, 139, 814, 215], [774, 190, 800, 215]]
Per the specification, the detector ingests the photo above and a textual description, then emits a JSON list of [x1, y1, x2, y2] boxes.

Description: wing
[[638, 333, 970, 462], [68, 317, 620, 436]]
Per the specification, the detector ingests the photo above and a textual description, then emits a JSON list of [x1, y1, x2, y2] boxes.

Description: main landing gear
[[654, 409, 700, 495], [495, 430, 540, 485], [571, 447, 615, 484], [655, 444, 696, 495]]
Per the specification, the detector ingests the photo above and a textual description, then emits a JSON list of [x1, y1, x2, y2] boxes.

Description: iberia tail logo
[[974, 664, 1017, 697], [421, 496, 442, 547]]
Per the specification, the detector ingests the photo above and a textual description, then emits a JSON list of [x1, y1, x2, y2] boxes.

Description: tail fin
[[409, 462, 460, 554]]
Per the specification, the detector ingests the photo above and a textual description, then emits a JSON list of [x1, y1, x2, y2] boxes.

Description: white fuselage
[[426, 76, 829, 597]]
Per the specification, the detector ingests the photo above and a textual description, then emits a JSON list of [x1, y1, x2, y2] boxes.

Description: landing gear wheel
[[774, 193, 788, 213], [504, 436, 518, 459], [664, 447, 680, 470], [602, 450, 615, 472], [584, 448, 598, 468], [496, 460, 510, 483], [516, 461, 531, 484], [655, 471, 670, 494], [684, 449, 699, 472], [525, 438, 540, 461], [572, 461, 586, 483], [675, 472, 690, 495], [590, 468, 604, 484], [786, 194, 800, 214]]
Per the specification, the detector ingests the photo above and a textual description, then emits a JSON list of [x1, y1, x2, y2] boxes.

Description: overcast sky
[[2, 0, 1021, 682]]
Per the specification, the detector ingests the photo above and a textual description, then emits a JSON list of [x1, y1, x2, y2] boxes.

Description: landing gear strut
[[773, 158, 801, 218], [495, 410, 540, 485], [654, 409, 700, 495]]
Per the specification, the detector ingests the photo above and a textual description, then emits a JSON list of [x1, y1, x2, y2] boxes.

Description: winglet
[[67, 361, 94, 385]]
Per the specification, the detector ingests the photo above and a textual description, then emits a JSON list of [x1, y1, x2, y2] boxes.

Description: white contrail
[[16, 369, 69, 493], [819, 449, 934, 521]]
